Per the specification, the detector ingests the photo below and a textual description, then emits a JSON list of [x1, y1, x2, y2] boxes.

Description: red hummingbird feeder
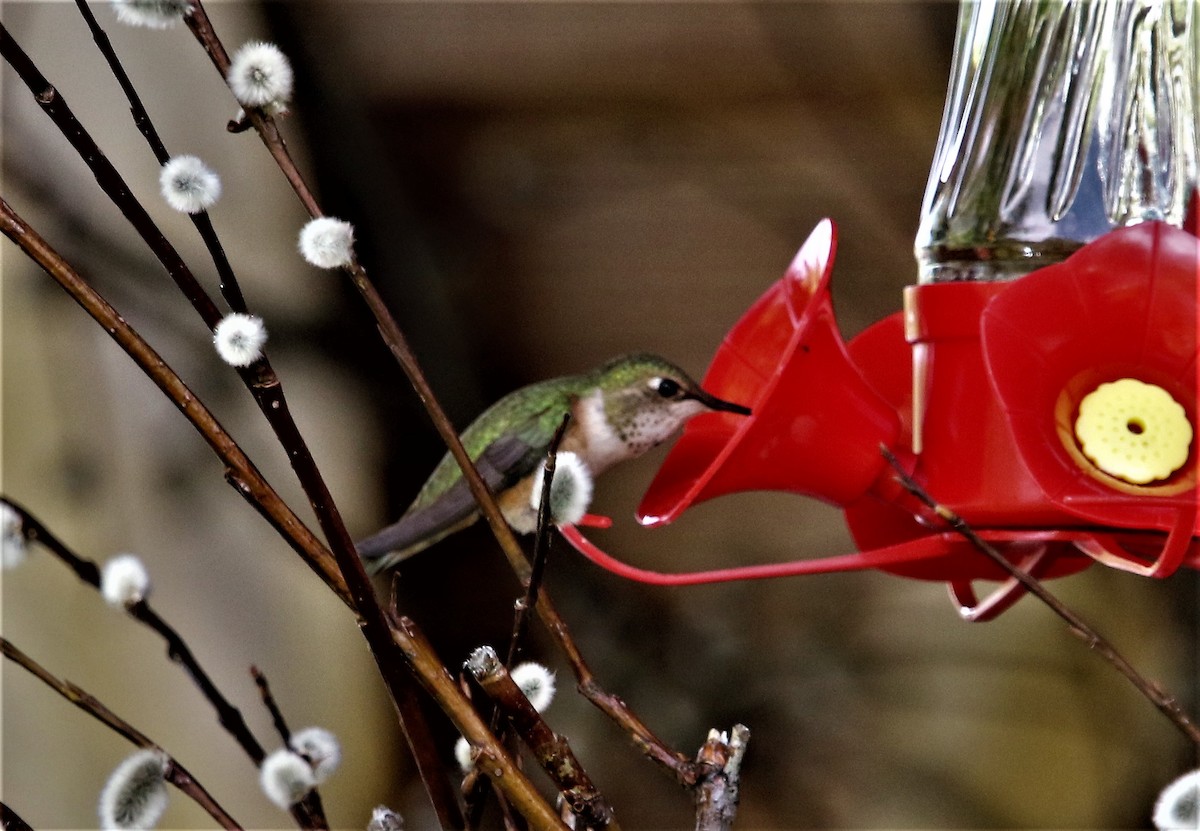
[[563, 0, 1200, 619]]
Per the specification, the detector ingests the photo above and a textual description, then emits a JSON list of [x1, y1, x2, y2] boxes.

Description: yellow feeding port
[[1074, 378, 1193, 485]]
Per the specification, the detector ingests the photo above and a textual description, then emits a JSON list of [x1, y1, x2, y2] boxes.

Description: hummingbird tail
[[356, 522, 428, 575], [356, 512, 481, 575]]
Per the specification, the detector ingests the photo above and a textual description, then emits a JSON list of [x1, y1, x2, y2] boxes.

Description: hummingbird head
[[591, 353, 751, 457]]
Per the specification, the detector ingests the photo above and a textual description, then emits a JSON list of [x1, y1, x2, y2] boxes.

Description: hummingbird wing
[[356, 435, 538, 572], [357, 378, 581, 573]]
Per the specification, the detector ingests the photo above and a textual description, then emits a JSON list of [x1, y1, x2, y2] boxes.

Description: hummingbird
[[357, 353, 751, 573]]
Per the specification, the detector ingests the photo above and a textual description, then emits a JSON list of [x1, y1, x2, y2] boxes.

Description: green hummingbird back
[[407, 371, 594, 513]]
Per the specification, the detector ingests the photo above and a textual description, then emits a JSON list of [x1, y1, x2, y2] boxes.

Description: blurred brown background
[[2, 2, 1196, 828]]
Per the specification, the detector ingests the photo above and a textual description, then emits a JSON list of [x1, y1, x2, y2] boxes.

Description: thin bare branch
[[1, 637, 242, 830], [507, 414, 571, 668], [2, 499, 271, 764], [252, 665, 294, 746], [0, 199, 348, 602], [0, 22, 223, 328], [184, 2, 320, 218], [881, 446, 1200, 746]]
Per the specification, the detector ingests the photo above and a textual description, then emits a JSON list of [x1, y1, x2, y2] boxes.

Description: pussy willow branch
[[0, 199, 346, 601], [881, 447, 1200, 746], [385, 612, 569, 831], [252, 665, 294, 745], [183, 0, 698, 788], [246, 666, 328, 827], [1, 499, 267, 763], [0, 23, 222, 328], [71, 0, 248, 313], [1, 23, 455, 821], [1, 637, 242, 830], [467, 647, 617, 831], [0, 498, 329, 831], [182, 2, 318, 217]]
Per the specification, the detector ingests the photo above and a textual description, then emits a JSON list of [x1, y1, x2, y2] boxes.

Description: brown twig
[[1, 637, 242, 830], [183, 2, 320, 218], [182, 1, 536, 584], [552, 613, 697, 784], [1, 16, 358, 613], [1, 497, 100, 587], [467, 416, 571, 824], [0, 498, 328, 830], [3, 19, 455, 825], [507, 414, 571, 668], [468, 418, 569, 824], [384, 613, 569, 831], [693, 726, 750, 831], [467, 647, 617, 831], [3, 11, 340, 600], [881, 446, 1200, 746], [138, 601, 271, 756], [252, 665, 294, 745]]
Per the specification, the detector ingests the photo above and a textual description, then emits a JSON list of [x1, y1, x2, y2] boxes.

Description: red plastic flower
[[980, 221, 1198, 543]]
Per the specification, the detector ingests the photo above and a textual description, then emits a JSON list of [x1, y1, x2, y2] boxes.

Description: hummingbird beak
[[689, 386, 752, 416]]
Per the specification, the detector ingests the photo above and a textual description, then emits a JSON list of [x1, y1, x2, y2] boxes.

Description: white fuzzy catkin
[[453, 736, 474, 774], [159, 155, 221, 214], [111, 0, 192, 29], [260, 749, 315, 810], [510, 662, 556, 713], [298, 217, 355, 269], [100, 554, 151, 608], [1155, 769, 1200, 830], [98, 749, 169, 830], [1, 502, 26, 569], [213, 313, 267, 368], [227, 41, 294, 108], [368, 805, 405, 831], [527, 451, 593, 527], [289, 727, 341, 784]]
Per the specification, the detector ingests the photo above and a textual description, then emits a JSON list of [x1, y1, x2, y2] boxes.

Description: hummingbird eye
[[654, 377, 682, 399]]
